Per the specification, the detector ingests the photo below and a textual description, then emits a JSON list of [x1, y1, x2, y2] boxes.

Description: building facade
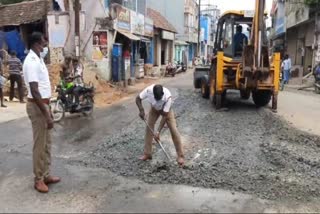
[[147, 8, 176, 68], [183, 0, 199, 66], [201, 5, 220, 58], [270, 0, 286, 57], [270, 0, 320, 76], [146, 0, 187, 64]]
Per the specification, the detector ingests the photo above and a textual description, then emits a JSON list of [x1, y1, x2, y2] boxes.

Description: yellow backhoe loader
[[194, 0, 280, 110]]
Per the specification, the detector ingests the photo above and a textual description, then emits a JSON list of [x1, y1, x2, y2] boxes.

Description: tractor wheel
[[252, 90, 272, 107], [240, 90, 251, 100], [215, 94, 222, 109], [211, 92, 225, 109], [201, 78, 209, 99], [315, 85, 320, 94]]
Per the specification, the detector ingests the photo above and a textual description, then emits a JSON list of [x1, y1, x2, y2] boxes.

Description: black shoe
[[1, 104, 7, 108]]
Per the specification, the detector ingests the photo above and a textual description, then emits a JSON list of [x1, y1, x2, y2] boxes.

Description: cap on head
[[153, 85, 164, 101]]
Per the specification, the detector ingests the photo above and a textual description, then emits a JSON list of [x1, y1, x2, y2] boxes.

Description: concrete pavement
[[0, 99, 27, 123], [277, 89, 320, 136]]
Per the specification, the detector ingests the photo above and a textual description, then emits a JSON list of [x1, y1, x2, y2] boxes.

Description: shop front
[[131, 11, 148, 79], [175, 40, 188, 64], [147, 8, 176, 70], [111, 4, 142, 82]]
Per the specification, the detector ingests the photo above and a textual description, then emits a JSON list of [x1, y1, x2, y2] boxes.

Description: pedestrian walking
[[7, 51, 24, 103], [0, 54, 7, 108], [281, 54, 292, 91], [136, 84, 185, 166], [23, 32, 60, 193]]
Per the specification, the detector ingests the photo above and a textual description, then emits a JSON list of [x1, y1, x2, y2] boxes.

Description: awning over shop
[[271, 32, 285, 41], [140, 36, 151, 43], [175, 40, 188, 46], [117, 30, 140, 41]]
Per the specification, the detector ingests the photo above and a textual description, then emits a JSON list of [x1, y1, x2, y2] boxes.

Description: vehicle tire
[[252, 90, 272, 107], [82, 96, 94, 116], [50, 100, 65, 122], [201, 78, 209, 99], [240, 90, 251, 100], [194, 78, 201, 89], [215, 94, 222, 109]]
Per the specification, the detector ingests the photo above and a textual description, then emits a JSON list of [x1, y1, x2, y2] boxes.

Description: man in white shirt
[[281, 54, 292, 90], [23, 32, 60, 193], [136, 84, 185, 166]]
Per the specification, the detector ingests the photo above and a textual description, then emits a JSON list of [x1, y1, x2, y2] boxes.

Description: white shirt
[[139, 84, 172, 112], [23, 50, 51, 99], [281, 58, 292, 71]]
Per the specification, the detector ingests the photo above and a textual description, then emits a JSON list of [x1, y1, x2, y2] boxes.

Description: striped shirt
[[8, 56, 22, 75], [0, 57, 3, 74]]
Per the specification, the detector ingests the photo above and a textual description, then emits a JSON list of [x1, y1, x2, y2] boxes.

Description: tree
[[0, 0, 28, 5], [304, 0, 320, 5]]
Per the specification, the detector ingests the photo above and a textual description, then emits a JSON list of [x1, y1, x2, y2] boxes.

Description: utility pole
[[136, 0, 138, 12], [197, 0, 201, 56], [74, 0, 80, 58]]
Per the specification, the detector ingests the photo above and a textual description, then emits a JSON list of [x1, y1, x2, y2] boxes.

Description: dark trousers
[[10, 74, 24, 102], [73, 86, 81, 104]]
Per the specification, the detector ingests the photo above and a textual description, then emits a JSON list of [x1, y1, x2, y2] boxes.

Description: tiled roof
[[147, 8, 177, 33], [0, 0, 49, 27]]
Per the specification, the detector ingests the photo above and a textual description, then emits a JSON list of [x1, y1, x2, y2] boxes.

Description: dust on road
[[81, 88, 320, 202]]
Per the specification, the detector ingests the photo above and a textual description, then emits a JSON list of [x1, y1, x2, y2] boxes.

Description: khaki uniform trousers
[[26, 102, 52, 181], [144, 108, 184, 158]]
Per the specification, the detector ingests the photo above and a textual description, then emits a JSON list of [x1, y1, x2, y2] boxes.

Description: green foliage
[[304, 0, 320, 5], [0, 0, 27, 5]]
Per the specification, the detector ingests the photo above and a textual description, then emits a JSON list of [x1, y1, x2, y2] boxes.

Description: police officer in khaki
[[23, 32, 60, 193]]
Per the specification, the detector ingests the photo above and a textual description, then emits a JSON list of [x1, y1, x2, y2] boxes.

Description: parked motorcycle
[[176, 61, 187, 73], [165, 62, 177, 77], [50, 80, 95, 122]]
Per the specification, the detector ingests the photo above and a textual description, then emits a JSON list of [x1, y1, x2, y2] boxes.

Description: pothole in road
[[82, 89, 320, 202]]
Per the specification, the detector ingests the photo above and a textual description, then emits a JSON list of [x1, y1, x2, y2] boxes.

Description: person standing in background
[[281, 54, 292, 91], [0, 53, 7, 107], [7, 51, 24, 103]]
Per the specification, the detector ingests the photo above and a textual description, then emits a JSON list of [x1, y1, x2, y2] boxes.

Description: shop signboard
[[131, 11, 144, 35], [275, 17, 285, 36], [117, 6, 131, 31], [162, 30, 175, 41]]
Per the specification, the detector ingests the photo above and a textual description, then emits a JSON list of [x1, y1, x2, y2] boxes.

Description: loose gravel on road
[[82, 89, 320, 201]]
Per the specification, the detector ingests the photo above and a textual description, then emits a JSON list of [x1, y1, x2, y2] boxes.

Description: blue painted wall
[[200, 16, 210, 42]]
